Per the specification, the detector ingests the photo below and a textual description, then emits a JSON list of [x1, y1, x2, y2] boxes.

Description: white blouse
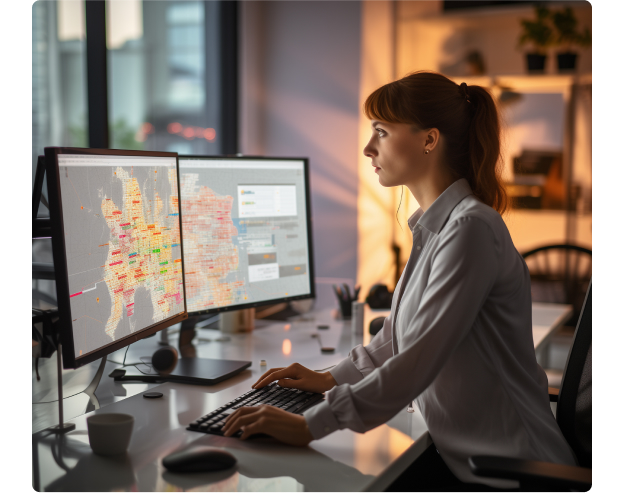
[[303, 179, 577, 488]]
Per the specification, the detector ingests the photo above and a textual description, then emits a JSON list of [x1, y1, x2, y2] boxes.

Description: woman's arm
[[304, 216, 501, 438], [329, 313, 395, 386]]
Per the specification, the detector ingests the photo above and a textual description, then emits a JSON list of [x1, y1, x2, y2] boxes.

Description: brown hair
[[364, 71, 508, 214]]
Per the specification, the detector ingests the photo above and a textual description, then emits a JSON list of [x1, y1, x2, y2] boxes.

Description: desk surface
[[32, 303, 572, 492]]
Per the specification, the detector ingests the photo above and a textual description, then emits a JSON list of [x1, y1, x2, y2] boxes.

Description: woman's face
[[363, 120, 430, 188]]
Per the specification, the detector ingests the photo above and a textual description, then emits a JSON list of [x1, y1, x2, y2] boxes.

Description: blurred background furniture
[[469, 281, 591, 491], [522, 244, 591, 388]]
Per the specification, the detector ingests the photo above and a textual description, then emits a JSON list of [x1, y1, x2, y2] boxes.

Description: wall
[[395, 1, 592, 253], [240, 1, 362, 308], [397, 2, 592, 77], [356, 1, 403, 301]]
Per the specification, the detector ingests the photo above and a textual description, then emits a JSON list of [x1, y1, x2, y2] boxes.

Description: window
[[106, 0, 222, 154], [32, 0, 235, 176], [32, 0, 88, 188]]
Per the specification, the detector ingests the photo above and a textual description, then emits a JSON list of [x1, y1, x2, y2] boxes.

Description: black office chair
[[469, 281, 592, 491], [522, 244, 591, 329]]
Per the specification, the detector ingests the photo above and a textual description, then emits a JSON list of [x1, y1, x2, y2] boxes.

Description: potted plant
[[551, 7, 591, 72], [518, 5, 554, 73]]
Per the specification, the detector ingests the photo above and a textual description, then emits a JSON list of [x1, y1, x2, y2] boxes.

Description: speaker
[[366, 284, 393, 309], [151, 346, 179, 376]]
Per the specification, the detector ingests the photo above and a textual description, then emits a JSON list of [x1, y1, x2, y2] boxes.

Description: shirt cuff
[[329, 357, 364, 385], [303, 400, 341, 440]]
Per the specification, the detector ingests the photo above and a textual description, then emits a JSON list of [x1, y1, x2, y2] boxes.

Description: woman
[[222, 71, 577, 489]]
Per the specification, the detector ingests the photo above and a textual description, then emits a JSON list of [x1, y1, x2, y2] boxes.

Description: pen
[[333, 285, 343, 301], [343, 283, 351, 301]]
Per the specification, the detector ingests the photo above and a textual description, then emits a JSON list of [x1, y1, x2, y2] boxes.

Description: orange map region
[[100, 167, 183, 339], [181, 173, 245, 311]]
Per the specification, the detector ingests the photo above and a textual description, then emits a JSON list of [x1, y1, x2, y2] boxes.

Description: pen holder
[[333, 283, 360, 319], [338, 299, 352, 319]]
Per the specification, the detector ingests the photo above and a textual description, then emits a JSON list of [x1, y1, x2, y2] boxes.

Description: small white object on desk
[[351, 301, 365, 335]]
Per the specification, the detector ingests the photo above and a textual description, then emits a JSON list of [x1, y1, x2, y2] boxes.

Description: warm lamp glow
[[282, 339, 292, 356], [284, 324, 291, 331]]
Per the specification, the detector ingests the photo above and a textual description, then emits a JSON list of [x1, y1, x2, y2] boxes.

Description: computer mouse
[[162, 446, 237, 473]]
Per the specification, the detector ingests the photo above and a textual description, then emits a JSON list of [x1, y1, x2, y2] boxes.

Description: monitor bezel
[[178, 154, 316, 316], [45, 147, 189, 369]]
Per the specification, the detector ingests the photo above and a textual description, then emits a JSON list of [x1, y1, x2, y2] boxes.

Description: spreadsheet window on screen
[[178, 158, 313, 313], [56, 154, 186, 359]]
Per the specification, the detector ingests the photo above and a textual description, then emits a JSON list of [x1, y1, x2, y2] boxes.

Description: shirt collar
[[408, 178, 473, 235]]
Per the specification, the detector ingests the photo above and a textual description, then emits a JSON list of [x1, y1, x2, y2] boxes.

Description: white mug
[[87, 413, 134, 455]]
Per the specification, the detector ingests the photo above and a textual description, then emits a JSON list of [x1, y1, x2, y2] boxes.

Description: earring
[[424, 149, 430, 155]]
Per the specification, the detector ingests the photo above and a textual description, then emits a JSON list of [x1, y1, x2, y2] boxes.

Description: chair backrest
[[556, 280, 591, 468], [522, 244, 591, 328]]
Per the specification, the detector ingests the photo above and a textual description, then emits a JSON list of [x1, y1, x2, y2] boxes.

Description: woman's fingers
[[252, 367, 284, 387], [222, 407, 263, 436], [222, 405, 313, 446], [253, 365, 302, 389], [223, 406, 258, 426], [239, 419, 266, 440], [275, 377, 306, 390]]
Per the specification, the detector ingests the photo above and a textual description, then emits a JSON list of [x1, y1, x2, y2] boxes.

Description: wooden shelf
[[449, 74, 591, 92]]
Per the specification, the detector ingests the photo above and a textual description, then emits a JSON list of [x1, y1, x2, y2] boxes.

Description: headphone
[[151, 346, 179, 376]]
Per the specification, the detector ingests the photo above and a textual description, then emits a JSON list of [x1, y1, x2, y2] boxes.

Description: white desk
[[32, 303, 572, 492]]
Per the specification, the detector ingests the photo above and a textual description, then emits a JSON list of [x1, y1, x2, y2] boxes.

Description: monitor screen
[[45, 148, 188, 368], [178, 156, 315, 314]]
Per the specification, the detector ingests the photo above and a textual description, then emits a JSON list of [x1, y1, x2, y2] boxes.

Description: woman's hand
[[222, 405, 314, 446], [252, 363, 337, 393]]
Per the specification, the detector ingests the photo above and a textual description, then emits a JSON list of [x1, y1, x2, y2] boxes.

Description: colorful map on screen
[[58, 155, 185, 358]]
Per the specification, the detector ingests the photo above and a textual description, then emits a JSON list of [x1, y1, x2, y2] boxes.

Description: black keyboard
[[187, 382, 324, 436]]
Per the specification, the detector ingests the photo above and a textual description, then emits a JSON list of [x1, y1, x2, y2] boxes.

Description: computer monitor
[[178, 156, 315, 315], [44, 147, 188, 369]]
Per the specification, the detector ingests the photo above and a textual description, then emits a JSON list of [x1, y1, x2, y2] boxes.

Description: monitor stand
[[178, 316, 200, 358], [112, 315, 251, 386], [111, 357, 251, 386]]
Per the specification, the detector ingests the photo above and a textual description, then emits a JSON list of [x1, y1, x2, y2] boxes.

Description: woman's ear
[[425, 128, 441, 151]]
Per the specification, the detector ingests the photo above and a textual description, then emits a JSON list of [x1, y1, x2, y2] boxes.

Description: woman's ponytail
[[466, 85, 508, 214]]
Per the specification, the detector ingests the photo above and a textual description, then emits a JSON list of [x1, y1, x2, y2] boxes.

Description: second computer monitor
[[178, 156, 315, 315]]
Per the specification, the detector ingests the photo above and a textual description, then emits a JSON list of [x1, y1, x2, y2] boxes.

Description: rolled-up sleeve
[[329, 314, 394, 385], [306, 216, 500, 436]]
